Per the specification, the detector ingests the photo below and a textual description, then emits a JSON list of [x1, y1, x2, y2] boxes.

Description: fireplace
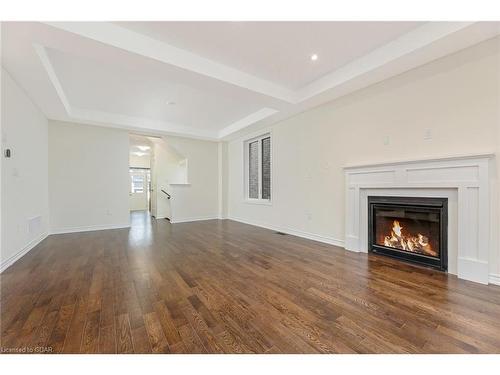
[[368, 196, 448, 271]]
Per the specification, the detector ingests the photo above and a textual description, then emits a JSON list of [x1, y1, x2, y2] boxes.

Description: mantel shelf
[[343, 153, 495, 170]]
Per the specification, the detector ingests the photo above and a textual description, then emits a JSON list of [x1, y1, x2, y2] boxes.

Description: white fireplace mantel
[[344, 153, 495, 284]]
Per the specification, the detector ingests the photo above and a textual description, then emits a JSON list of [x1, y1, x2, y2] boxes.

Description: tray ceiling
[[2, 21, 499, 140]]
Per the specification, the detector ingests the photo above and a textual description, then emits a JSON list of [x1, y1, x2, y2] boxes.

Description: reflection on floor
[[1, 211, 500, 353]]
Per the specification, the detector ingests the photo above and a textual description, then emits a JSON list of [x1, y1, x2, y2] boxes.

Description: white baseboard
[[227, 216, 345, 247], [0, 232, 48, 273], [457, 257, 490, 285], [50, 223, 130, 235], [153, 215, 167, 220], [170, 216, 220, 224], [489, 273, 500, 286]]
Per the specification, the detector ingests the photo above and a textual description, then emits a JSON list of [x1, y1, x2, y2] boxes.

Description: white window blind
[[244, 134, 271, 203]]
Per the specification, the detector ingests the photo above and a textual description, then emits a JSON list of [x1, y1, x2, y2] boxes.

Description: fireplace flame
[[383, 220, 437, 257], [392, 220, 403, 237]]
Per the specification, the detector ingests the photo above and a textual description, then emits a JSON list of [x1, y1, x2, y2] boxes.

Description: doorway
[[129, 168, 151, 212], [129, 134, 154, 214]]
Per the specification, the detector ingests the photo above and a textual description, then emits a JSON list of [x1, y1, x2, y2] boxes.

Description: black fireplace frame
[[368, 196, 448, 271]]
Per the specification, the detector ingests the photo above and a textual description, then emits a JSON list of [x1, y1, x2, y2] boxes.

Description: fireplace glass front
[[368, 196, 447, 270]]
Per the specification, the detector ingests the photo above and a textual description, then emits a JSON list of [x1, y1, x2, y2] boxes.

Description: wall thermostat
[[4, 149, 11, 158]]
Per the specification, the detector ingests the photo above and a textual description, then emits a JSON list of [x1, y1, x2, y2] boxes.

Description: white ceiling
[[114, 21, 423, 89], [46, 46, 268, 130], [129, 134, 153, 156], [2, 21, 499, 140]]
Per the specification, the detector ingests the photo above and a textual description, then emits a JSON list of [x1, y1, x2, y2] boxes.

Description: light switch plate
[[424, 129, 432, 140]]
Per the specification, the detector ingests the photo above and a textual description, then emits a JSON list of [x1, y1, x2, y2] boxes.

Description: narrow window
[[261, 136, 271, 200], [244, 134, 271, 202], [248, 140, 259, 199]]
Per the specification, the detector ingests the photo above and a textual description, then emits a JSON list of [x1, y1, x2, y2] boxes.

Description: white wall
[[151, 138, 178, 219], [49, 120, 130, 233], [158, 136, 219, 223], [156, 139, 188, 186], [129, 153, 150, 169], [496, 89, 500, 281], [1, 69, 49, 272], [219, 141, 229, 219], [226, 37, 500, 277]]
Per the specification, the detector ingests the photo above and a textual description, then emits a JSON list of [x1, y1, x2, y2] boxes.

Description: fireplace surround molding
[[344, 153, 495, 284]]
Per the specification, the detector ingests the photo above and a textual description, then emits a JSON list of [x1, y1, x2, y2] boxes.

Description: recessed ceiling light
[[310, 54, 318, 61], [166, 101, 176, 105]]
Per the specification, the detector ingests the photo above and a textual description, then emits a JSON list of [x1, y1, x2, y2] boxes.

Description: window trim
[[243, 132, 272, 205]]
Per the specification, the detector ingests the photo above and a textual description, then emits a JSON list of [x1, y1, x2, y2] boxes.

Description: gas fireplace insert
[[368, 196, 448, 271]]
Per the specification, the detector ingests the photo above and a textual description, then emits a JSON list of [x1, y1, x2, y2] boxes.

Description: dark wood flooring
[[1, 211, 500, 353]]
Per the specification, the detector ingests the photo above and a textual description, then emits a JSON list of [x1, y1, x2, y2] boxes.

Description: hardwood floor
[[1, 211, 500, 354]]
